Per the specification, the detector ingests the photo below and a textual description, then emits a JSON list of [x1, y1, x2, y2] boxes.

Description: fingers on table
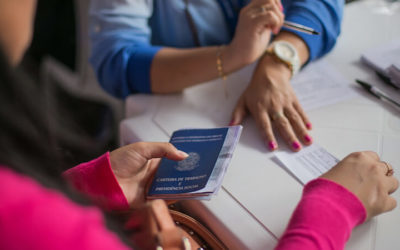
[[380, 162, 398, 212], [360, 151, 380, 161], [269, 106, 313, 151], [230, 96, 247, 126], [273, 111, 302, 151], [248, 107, 312, 151], [386, 175, 399, 194], [255, 110, 277, 150], [383, 197, 397, 213], [284, 107, 312, 145], [382, 176, 398, 212], [380, 161, 398, 193], [293, 101, 312, 130], [231, 97, 312, 152]]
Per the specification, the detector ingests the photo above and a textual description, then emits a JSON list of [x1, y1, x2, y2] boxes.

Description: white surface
[[120, 2, 400, 249], [181, 188, 278, 250]]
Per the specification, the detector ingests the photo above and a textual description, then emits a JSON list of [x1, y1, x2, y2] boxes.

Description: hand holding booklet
[[147, 126, 242, 200]]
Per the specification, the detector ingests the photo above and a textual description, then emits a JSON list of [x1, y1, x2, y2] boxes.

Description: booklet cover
[[147, 126, 242, 200]]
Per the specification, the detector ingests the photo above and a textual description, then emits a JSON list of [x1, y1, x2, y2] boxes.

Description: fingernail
[[306, 123, 312, 130], [292, 141, 301, 150], [273, 27, 280, 35], [177, 150, 189, 158], [268, 141, 277, 151], [280, 2, 284, 12], [229, 119, 235, 126], [304, 134, 313, 143]]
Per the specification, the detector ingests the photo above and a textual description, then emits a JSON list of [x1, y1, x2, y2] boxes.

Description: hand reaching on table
[[321, 151, 398, 220], [230, 52, 312, 152]]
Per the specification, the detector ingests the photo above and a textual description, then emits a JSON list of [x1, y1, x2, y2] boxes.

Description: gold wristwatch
[[265, 41, 300, 77]]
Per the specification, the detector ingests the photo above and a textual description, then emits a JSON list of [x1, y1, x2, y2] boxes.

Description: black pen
[[375, 71, 399, 90], [283, 21, 320, 35], [356, 79, 400, 109]]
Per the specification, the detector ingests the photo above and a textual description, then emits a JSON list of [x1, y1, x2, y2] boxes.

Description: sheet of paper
[[361, 37, 400, 73], [291, 60, 358, 111], [274, 144, 339, 185]]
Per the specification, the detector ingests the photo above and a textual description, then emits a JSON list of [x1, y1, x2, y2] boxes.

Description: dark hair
[[0, 49, 132, 247], [0, 50, 64, 183]]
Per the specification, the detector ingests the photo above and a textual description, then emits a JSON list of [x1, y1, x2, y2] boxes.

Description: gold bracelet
[[216, 46, 227, 80], [216, 46, 228, 97]]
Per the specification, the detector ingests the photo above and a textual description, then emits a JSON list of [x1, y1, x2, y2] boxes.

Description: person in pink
[[0, 0, 398, 249]]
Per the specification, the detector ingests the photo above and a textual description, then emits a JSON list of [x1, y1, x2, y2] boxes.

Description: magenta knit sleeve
[[0, 167, 130, 250], [63, 152, 129, 211], [275, 178, 367, 250]]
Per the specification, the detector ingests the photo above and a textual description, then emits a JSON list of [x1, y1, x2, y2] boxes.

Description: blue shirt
[[89, 0, 344, 98]]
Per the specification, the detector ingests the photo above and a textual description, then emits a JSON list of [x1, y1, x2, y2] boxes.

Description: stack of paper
[[361, 38, 400, 87], [147, 126, 242, 200]]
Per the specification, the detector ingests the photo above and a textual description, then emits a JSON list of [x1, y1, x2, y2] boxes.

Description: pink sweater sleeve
[[0, 167, 130, 250], [63, 152, 129, 211], [275, 178, 367, 250]]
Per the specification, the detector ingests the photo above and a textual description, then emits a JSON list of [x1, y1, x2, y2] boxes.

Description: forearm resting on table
[[150, 46, 246, 94], [150, 32, 309, 93]]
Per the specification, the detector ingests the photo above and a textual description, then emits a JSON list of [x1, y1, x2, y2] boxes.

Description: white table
[[120, 2, 400, 249]]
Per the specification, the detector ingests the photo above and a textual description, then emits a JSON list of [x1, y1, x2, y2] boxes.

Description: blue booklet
[[147, 126, 242, 200]]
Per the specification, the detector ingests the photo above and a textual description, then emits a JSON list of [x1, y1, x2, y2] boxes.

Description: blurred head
[[0, 0, 37, 66]]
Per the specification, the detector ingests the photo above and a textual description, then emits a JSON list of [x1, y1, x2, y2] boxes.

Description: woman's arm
[[276, 151, 398, 249], [151, 0, 285, 93], [153, 0, 344, 94], [230, 0, 344, 151], [64, 142, 188, 210], [275, 178, 366, 250], [63, 153, 130, 211], [90, 0, 283, 96], [0, 167, 130, 250], [281, 0, 344, 62], [150, 46, 242, 94]]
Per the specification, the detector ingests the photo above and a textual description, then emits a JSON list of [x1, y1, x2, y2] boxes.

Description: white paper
[[361, 37, 400, 73], [274, 144, 339, 185], [291, 60, 357, 111]]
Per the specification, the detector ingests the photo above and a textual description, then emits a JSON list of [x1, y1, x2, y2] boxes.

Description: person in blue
[[89, 0, 343, 152]]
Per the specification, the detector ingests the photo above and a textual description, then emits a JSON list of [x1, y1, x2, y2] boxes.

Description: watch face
[[275, 42, 296, 60], [269, 41, 300, 76]]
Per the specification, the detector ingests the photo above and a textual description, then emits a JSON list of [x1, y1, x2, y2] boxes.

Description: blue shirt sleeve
[[281, 0, 344, 63], [89, 0, 160, 98]]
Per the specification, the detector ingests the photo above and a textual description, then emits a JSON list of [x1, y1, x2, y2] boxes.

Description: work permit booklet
[[147, 126, 242, 200]]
